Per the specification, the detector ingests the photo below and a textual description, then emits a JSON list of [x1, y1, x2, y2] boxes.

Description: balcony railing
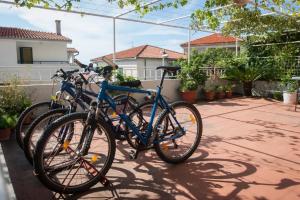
[[0, 65, 76, 83], [17, 61, 69, 64]]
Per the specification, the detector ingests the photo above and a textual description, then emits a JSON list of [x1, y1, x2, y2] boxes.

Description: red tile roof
[[0, 27, 72, 42], [67, 48, 79, 53], [91, 45, 185, 62], [181, 33, 241, 47]]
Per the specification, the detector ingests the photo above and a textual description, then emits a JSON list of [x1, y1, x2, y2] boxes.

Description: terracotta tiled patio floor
[[1, 97, 300, 200]]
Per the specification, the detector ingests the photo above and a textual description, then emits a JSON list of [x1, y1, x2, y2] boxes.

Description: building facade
[[91, 45, 185, 80], [0, 21, 78, 82], [181, 33, 241, 55]]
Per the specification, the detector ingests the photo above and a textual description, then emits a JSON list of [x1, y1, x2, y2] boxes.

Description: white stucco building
[[0, 20, 78, 82], [91, 45, 185, 80], [181, 33, 242, 54]]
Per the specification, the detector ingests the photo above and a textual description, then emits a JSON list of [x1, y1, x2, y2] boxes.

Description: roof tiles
[[91, 45, 185, 62], [0, 27, 72, 42]]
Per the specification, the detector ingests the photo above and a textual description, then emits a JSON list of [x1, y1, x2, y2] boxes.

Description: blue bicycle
[[33, 58, 203, 194], [22, 68, 139, 164]]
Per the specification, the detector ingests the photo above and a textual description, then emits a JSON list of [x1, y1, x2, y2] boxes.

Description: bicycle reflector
[[190, 114, 196, 124], [63, 140, 70, 150], [91, 155, 98, 163]]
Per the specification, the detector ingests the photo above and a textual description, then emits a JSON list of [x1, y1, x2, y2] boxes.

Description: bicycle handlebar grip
[[79, 73, 89, 85]]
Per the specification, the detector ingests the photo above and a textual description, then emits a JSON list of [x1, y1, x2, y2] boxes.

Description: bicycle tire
[[16, 101, 52, 149], [154, 101, 202, 164], [33, 112, 116, 194], [23, 108, 68, 165]]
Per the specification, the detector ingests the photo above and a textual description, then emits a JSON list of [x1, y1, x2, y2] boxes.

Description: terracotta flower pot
[[216, 91, 226, 99], [180, 90, 197, 103], [0, 128, 11, 141], [225, 91, 233, 98], [204, 91, 215, 101]]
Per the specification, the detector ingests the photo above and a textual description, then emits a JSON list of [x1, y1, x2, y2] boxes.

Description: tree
[[14, 0, 299, 37]]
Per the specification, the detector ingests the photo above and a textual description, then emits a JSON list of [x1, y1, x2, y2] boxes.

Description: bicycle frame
[[59, 80, 98, 110], [97, 80, 173, 145]]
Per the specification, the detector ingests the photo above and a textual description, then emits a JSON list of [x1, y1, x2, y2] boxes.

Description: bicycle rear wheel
[[16, 101, 52, 149], [23, 108, 68, 165], [154, 101, 202, 164], [33, 112, 116, 194]]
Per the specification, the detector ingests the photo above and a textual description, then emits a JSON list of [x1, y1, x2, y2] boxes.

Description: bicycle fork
[[77, 102, 98, 156]]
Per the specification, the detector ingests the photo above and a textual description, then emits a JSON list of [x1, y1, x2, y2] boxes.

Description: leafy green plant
[[179, 79, 198, 92], [281, 70, 298, 93], [0, 78, 31, 115], [224, 83, 234, 92], [114, 71, 139, 84], [203, 85, 216, 92], [224, 55, 262, 83], [0, 114, 17, 129], [176, 59, 207, 85], [215, 85, 224, 92]]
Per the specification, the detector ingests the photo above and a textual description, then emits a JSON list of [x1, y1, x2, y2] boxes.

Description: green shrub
[[281, 69, 298, 92], [224, 83, 234, 92], [0, 78, 31, 115], [224, 55, 262, 83], [215, 85, 224, 92], [114, 71, 139, 84], [203, 85, 216, 92], [0, 114, 17, 129], [179, 79, 198, 92]]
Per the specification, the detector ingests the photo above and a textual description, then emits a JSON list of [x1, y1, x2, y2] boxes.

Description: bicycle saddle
[[119, 80, 142, 88], [156, 66, 181, 72]]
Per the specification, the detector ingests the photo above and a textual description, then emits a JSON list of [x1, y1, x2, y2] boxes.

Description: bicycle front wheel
[[154, 101, 202, 164], [33, 112, 116, 194]]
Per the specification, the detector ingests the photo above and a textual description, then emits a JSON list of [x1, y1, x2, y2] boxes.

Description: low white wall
[[253, 81, 282, 97], [0, 65, 78, 83]]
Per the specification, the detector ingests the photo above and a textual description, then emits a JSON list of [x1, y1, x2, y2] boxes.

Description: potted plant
[[283, 85, 297, 104], [179, 79, 199, 103], [224, 55, 261, 96], [203, 85, 216, 101], [216, 85, 226, 99], [176, 58, 207, 103], [224, 83, 234, 98], [281, 71, 298, 104], [0, 114, 17, 141]]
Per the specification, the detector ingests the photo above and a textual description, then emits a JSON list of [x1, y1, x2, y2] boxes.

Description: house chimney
[[55, 20, 61, 35]]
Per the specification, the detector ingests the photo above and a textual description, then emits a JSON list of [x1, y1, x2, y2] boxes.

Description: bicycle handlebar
[[79, 73, 89, 85]]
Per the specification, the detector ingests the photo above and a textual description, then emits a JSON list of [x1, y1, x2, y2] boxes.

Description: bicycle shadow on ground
[[65, 140, 262, 200]]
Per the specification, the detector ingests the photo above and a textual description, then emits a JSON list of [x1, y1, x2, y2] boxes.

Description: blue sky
[[0, 1, 208, 63]]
